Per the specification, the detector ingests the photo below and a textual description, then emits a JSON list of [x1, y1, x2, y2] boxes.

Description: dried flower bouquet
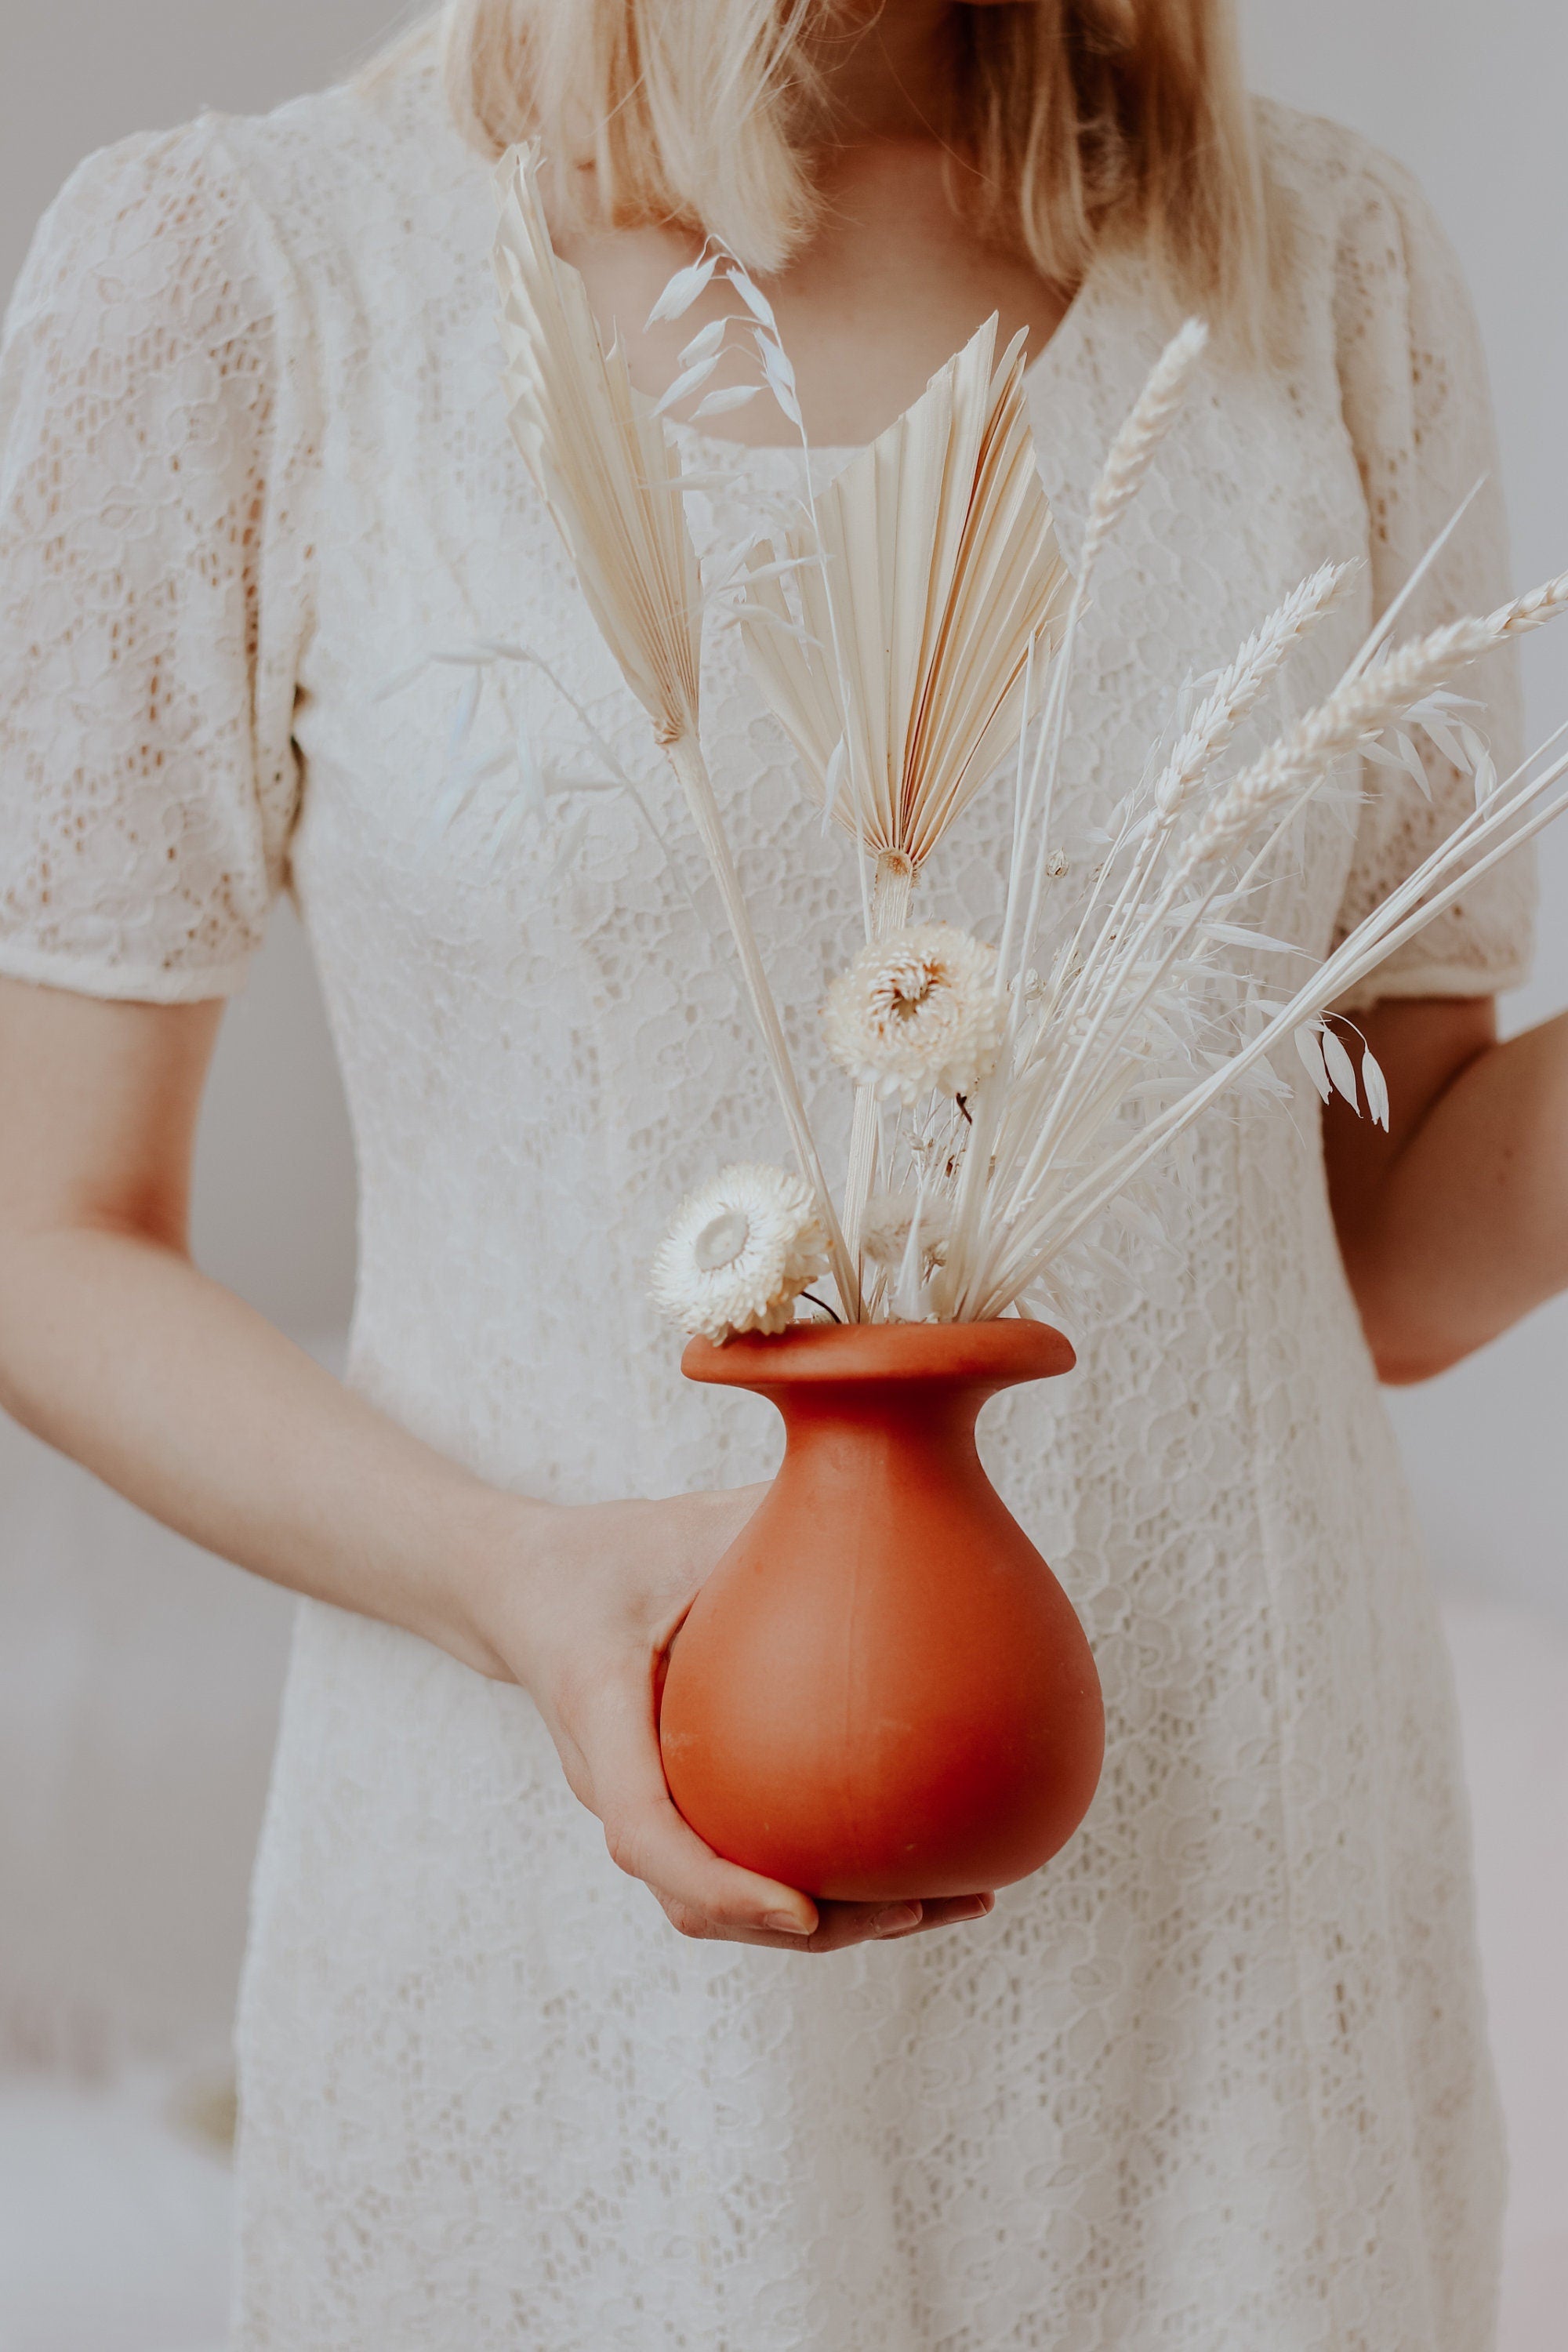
[[493, 145, 1568, 1345]]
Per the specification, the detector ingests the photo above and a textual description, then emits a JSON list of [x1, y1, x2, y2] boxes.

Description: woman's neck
[[805, 2, 962, 142], [557, 3, 1075, 450]]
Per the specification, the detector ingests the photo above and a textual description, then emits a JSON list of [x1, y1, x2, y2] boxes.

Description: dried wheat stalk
[[1190, 575, 1568, 863], [1076, 319, 1210, 576], [1151, 563, 1351, 820]]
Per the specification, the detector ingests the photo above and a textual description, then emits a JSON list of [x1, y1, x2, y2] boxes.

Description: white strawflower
[[822, 924, 1004, 1104], [860, 1189, 952, 1267], [651, 1163, 828, 1343]]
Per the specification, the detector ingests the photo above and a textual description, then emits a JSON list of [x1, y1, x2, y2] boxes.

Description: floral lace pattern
[[0, 59, 1531, 2351]]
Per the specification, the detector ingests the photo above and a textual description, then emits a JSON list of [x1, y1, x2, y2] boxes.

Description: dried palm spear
[[493, 143, 855, 1308], [737, 315, 1071, 934]]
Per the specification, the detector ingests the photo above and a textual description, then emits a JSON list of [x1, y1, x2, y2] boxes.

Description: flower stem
[[840, 852, 915, 1316], [664, 732, 858, 1314]]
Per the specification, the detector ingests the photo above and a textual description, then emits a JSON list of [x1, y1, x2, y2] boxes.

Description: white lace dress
[[0, 57, 1536, 2352]]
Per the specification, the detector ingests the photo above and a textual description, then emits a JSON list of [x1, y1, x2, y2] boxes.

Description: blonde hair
[[427, 0, 1266, 330]]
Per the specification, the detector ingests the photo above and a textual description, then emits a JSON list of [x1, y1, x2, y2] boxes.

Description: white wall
[[0, 0, 407, 2068], [1240, 5, 1568, 1625], [0, 5, 398, 1330]]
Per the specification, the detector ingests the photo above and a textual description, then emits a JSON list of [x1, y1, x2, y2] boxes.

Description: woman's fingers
[[872, 1893, 995, 1937], [792, 1891, 995, 1951], [653, 1890, 998, 1952]]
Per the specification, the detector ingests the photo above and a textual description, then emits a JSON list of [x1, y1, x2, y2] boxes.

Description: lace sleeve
[[0, 118, 314, 1003], [1329, 147, 1534, 1010]]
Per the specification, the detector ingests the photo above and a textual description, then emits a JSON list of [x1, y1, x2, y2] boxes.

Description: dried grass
[[490, 148, 1568, 1334]]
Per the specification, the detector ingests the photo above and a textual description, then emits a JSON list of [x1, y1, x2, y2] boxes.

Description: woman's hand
[[0, 979, 996, 1954], [469, 1484, 998, 1952]]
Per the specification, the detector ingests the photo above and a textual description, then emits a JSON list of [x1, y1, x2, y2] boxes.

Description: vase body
[[658, 1320, 1104, 1901]]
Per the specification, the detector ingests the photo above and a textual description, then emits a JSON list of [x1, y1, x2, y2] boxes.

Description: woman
[[1, 0, 1564, 2342]]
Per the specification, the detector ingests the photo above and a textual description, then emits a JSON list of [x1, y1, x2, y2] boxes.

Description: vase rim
[[681, 1317, 1076, 1389]]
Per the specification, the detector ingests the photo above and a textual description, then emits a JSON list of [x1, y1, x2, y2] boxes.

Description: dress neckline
[[662, 252, 1100, 470]]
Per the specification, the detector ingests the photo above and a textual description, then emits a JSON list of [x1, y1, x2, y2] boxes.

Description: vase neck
[[755, 1367, 1024, 1454]]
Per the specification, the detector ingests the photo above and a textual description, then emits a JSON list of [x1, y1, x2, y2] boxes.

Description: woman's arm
[[0, 976, 992, 1951], [1325, 996, 1568, 1382]]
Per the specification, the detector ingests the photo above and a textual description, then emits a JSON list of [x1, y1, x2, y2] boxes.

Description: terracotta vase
[[658, 1319, 1103, 1901]]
